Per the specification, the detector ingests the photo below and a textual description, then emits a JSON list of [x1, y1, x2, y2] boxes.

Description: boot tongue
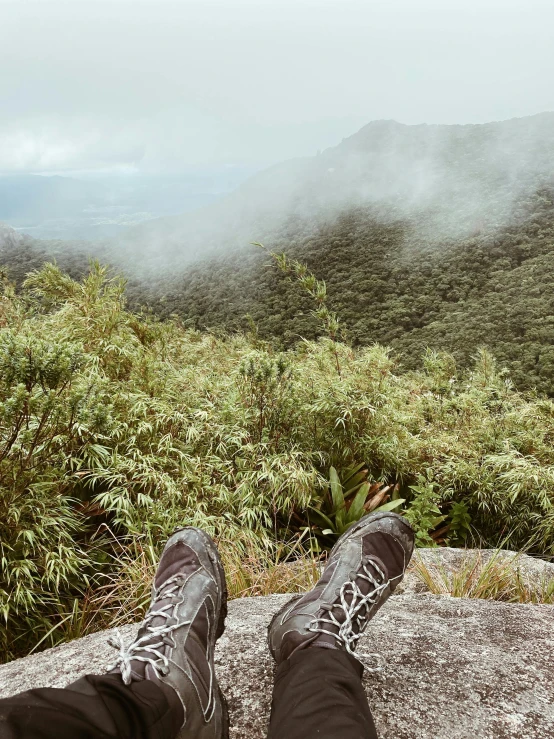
[[362, 532, 406, 583], [127, 542, 202, 680], [312, 554, 389, 649], [120, 581, 181, 681]]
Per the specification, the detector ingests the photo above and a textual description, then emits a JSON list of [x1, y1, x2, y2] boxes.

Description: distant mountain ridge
[[2, 113, 554, 394], [6, 113, 554, 269], [104, 112, 554, 274]]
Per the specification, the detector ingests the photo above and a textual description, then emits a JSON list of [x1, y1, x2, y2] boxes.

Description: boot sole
[[219, 684, 230, 739], [207, 534, 229, 738], [267, 592, 304, 660]]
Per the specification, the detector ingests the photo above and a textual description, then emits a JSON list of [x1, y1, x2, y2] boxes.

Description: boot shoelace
[[308, 557, 391, 673], [107, 574, 189, 685]]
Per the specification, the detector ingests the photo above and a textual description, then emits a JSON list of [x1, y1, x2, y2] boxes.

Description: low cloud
[[1, 0, 554, 174]]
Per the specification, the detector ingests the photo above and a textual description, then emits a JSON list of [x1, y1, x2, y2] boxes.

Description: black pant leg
[[0, 674, 182, 739], [268, 648, 378, 739]]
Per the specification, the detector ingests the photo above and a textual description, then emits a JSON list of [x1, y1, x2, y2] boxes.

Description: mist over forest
[[3, 112, 554, 393]]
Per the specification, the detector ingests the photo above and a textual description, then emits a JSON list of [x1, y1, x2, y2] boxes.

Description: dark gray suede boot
[[268, 512, 414, 670], [108, 527, 228, 738]]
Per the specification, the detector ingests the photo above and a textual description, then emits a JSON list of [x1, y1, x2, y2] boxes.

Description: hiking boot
[[268, 512, 414, 669], [108, 527, 228, 738]]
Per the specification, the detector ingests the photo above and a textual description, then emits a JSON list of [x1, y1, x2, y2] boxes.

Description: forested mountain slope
[[131, 113, 554, 394], [109, 113, 554, 269], [2, 114, 554, 393], [147, 182, 554, 394], [0, 224, 96, 282]]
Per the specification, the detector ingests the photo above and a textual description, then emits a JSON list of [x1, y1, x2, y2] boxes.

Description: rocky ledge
[[1, 588, 553, 738], [2, 548, 554, 738]]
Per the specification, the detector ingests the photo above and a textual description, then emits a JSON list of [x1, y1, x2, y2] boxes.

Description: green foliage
[[307, 464, 404, 547], [447, 501, 472, 545], [238, 352, 292, 443], [403, 478, 447, 547], [3, 263, 554, 661], [413, 550, 554, 604], [254, 243, 344, 377], [131, 184, 554, 397], [0, 328, 110, 661]]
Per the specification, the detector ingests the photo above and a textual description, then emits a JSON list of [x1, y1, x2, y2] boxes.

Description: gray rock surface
[[1, 591, 553, 739]]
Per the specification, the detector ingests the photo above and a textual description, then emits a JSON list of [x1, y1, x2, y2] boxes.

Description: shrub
[[2, 262, 554, 660]]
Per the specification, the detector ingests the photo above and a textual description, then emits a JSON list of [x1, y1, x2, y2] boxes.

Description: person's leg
[[268, 648, 377, 739], [268, 511, 415, 739], [0, 672, 180, 739], [0, 527, 228, 739]]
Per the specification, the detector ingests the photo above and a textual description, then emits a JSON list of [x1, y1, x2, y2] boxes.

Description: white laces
[[308, 558, 390, 673], [107, 574, 189, 685]]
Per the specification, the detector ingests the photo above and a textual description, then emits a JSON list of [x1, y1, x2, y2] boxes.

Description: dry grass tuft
[[220, 543, 322, 599], [412, 550, 554, 604], [73, 536, 323, 636]]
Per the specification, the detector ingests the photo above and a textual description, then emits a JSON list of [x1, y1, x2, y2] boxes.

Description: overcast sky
[[1, 0, 553, 175]]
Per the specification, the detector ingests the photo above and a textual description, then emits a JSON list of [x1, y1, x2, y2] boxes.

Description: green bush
[[2, 262, 554, 661]]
